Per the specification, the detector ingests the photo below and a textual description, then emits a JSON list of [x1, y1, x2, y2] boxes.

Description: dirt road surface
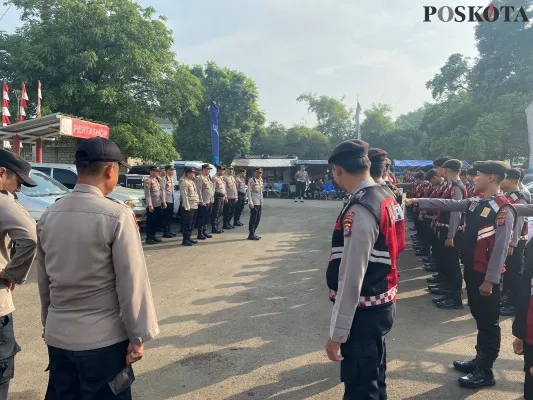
[[7, 199, 525, 399]]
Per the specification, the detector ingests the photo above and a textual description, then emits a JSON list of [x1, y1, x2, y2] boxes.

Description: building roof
[[231, 158, 296, 168], [295, 160, 329, 165]]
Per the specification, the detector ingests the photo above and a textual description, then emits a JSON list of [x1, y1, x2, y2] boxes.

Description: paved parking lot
[[6, 199, 526, 399]]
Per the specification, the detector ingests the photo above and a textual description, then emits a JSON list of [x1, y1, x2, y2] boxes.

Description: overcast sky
[[0, 0, 481, 125]]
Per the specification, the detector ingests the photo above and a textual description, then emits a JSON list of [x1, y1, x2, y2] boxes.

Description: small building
[[231, 154, 298, 183]]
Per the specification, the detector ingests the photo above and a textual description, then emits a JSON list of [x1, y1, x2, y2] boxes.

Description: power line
[[0, 4, 12, 22]]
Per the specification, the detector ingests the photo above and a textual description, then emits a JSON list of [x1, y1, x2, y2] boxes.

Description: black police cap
[[506, 168, 521, 180], [201, 164, 212, 170], [328, 139, 368, 164], [0, 149, 37, 187], [165, 165, 175, 171], [433, 156, 453, 167], [368, 148, 388, 163], [442, 159, 462, 172], [75, 137, 130, 168], [474, 161, 510, 178], [467, 167, 477, 176], [149, 165, 159, 171], [426, 169, 438, 180], [216, 165, 225, 171], [414, 171, 425, 179], [184, 166, 197, 174]]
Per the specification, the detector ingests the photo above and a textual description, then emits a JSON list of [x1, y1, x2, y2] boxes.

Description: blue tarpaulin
[[393, 160, 469, 174]]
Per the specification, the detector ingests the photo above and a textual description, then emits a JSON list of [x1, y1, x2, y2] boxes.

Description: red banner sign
[[60, 116, 109, 139]]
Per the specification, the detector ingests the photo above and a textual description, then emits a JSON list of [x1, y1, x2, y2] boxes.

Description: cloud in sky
[[1, 0, 481, 125]]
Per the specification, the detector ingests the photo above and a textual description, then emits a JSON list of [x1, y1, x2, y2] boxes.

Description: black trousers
[[464, 268, 501, 370], [161, 202, 174, 234], [181, 209, 198, 239], [524, 342, 533, 400], [341, 305, 395, 400], [145, 206, 162, 240], [45, 340, 131, 400], [196, 205, 211, 230], [211, 196, 224, 231], [234, 193, 246, 222], [295, 182, 306, 199], [223, 199, 236, 225], [438, 228, 463, 300], [0, 314, 18, 400], [503, 241, 526, 307], [249, 205, 262, 234]]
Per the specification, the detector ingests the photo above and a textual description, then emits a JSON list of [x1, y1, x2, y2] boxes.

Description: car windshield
[[20, 171, 70, 197]]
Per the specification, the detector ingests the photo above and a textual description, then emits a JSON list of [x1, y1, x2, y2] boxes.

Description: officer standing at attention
[[195, 164, 213, 240], [500, 168, 530, 316], [36, 138, 159, 399], [211, 166, 227, 234], [223, 166, 238, 230], [180, 167, 200, 246], [161, 165, 177, 238], [144, 166, 166, 245], [0, 149, 37, 399], [248, 168, 264, 241], [325, 140, 401, 400], [233, 169, 247, 227], [294, 165, 308, 202], [406, 161, 515, 389]]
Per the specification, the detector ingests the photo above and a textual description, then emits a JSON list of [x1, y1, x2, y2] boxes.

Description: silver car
[[31, 163, 147, 224], [17, 170, 70, 221]]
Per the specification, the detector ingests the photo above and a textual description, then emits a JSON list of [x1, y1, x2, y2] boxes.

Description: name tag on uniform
[[480, 207, 491, 218], [394, 204, 404, 221]]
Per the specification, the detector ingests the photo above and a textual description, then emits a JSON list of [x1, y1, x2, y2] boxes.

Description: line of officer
[[0, 149, 38, 399], [325, 140, 403, 399], [211, 166, 227, 234], [247, 168, 264, 241], [196, 164, 214, 240], [180, 167, 200, 246], [161, 165, 177, 238], [144, 166, 167, 245], [223, 166, 238, 230], [407, 161, 515, 389], [234, 169, 247, 226]]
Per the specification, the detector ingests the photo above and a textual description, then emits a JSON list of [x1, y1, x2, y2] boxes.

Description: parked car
[[30, 163, 147, 224], [17, 170, 70, 221]]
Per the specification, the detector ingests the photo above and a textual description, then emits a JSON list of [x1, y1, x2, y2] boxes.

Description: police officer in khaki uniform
[[144, 166, 166, 245], [211, 166, 227, 234], [223, 167, 238, 230], [180, 167, 200, 246], [248, 168, 264, 240], [0, 149, 37, 399], [36, 138, 159, 399], [234, 169, 247, 226], [195, 164, 214, 240], [161, 165, 177, 238]]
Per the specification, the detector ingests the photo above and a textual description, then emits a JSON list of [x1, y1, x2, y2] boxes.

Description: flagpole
[[355, 96, 362, 140]]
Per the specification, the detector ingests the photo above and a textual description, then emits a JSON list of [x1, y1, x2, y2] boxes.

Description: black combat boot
[[453, 359, 478, 374], [426, 274, 443, 283], [458, 367, 495, 389], [182, 238, 194, 246], [248, 232, 260, 241], [435, 297, 464, 309], [197, 230, 207, 240], [202, 229, 213, 238]]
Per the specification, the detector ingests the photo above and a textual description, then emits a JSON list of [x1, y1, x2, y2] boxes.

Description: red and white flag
[[37, 81, 42, 118], [19, 82, 28, 121], [2, 83, 10, 127]]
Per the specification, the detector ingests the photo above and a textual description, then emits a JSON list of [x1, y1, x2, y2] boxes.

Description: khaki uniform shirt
[[248, 177, 264, 207], [223, 174, 238, 199], [196, 175, 213, 205], [213, 176, 227, 198], [236, 177, 247, 194], [36, 184, 159, 351], [0, 191, 37, 317], [144, 176, 165, 208], [180, 179, 199, 211], [163, 175, 175, 204]]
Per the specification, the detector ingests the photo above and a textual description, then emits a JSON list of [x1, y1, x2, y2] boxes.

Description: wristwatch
[[132, 337, 143, 346]]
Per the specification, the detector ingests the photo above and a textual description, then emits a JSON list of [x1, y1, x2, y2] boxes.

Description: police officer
[[211, 166, 227, 234], [368, 148, 400, 200], [161, 165, 177, 238], [195, 164, 213, 240], [500, 168, 530, 316], [248, 168, 264, 240], [234, 169, 247, 226], [325, 140, 402, 399], [223, 167, 238, 230], [180, 167, 200, 246], [407, 161, 515, 389], [36, 138, 159, 399], [0, 149, 37, 399], [294, 165, 308, 202], [144, 166, 166, 245]]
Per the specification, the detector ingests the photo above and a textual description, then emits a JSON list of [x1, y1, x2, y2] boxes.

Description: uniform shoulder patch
[[144, 179, 150, 188], [105, 196, 126, 206], [496, 208, 509, 226], [343, 210, 355, 237]]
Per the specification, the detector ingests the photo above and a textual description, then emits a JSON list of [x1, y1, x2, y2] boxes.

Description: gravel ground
[[6, 199, 526, 399]]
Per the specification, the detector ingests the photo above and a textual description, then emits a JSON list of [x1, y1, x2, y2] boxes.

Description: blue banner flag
[[210, 102, 220, 166]]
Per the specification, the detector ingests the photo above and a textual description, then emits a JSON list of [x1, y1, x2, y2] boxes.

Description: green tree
[[426, 53, 471, 101], [297, 93, 354, 146], [2, 0, 203, 162], [251, 121, 287, 155], [360, 103, 395, 140], [175, 61, 265, 165]]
